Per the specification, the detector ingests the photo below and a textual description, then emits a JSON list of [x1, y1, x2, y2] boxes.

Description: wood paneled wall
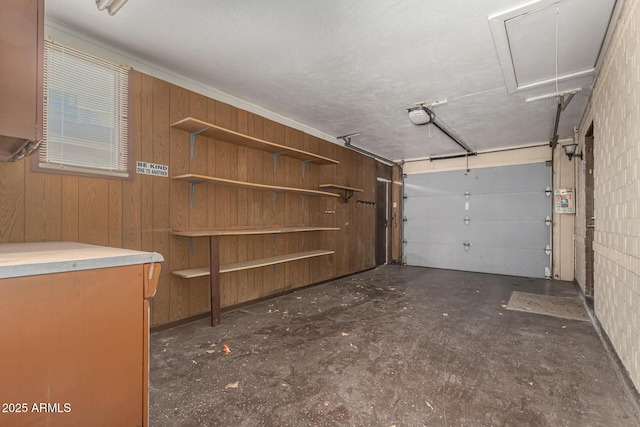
[[0, 71, 378, 326]]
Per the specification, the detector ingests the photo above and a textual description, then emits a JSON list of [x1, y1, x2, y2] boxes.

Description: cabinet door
[[0, 0, 43, 146], [0, 265, 144, 427]]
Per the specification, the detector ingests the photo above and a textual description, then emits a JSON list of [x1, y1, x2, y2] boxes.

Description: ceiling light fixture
[[563, 143, 583, 161], [96, 0, 129, 15]]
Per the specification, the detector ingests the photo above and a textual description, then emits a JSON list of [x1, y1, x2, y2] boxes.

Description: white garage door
[[403, 163, 552, 278]]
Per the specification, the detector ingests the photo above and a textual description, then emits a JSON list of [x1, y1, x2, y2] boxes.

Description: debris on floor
[[149, 265, 640, 426]]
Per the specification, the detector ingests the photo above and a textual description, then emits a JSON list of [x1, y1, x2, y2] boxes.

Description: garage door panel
[[468, 193, 551, 220], [403, 162, 551, 279], [466, 163, 551, 193], [406, 220, 549, 248], [467, 221, 549, 248], [404, 220, 467, 245], [405, 242, 549, 278], [404, 163, 550, 195], [404, 195, 465, 220], [405, 193, 550, 221], [404, 172, 473, 196], [404, 242, 465, 270]]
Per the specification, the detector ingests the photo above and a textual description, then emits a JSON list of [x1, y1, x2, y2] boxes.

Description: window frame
[[32, 41, 134, 180]]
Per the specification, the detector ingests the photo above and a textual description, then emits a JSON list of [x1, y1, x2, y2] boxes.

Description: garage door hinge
[[545, 215, 552, 226], [545, 245, 551, 256], [402, 239, 408, 244], [545, 186, 552, 196], [403, 193, 408, 199], [403, 216, 408, 222]]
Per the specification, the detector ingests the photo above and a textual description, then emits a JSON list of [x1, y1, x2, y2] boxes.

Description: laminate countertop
[[0, 242, 163, 279]]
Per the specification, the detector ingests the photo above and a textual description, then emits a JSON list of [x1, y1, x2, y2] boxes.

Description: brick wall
[[576, 0, 640, 389]]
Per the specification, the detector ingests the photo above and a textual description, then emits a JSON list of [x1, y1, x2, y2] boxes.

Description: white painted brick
[[576, 0, 640, 389]]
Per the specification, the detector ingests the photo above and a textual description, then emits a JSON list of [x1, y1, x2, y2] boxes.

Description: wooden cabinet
[[0, 242, 163, 427], [0, 0, 44, 161]]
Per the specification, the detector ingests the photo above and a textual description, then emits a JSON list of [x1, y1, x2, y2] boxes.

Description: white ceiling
[[45, 0, 619, 162]]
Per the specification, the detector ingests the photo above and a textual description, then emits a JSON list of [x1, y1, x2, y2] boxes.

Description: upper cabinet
[[0, 0, 44, 161]]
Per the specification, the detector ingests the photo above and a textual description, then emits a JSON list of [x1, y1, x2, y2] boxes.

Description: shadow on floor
[[150, 265, 639, 426]]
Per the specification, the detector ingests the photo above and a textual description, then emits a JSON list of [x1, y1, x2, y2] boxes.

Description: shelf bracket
[[272, 264, 277, 275], [188, 237, 194, 255], [189, 127, 209, 159], [301, 231, 306, 249], [273, 152, 288, 173], [273, 190, 286, 209], [301, 194, 308, 211], [323, 186, 354, 202], [190, 180, 206, 208], [344, 189, 355, 203], [273, 233, 277, 249], [301, 258, 305, 274], [302, 159, 315, 178]]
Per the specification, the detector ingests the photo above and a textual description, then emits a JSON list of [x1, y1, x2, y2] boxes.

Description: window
[[39, 40, 129, 178]]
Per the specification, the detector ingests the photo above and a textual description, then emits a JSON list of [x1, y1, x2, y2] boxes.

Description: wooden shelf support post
[[209, 236, 221, 326]]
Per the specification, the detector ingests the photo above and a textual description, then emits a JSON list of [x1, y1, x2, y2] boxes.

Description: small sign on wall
[[554, 187, 574, 214], [136, 161, 168, 177]]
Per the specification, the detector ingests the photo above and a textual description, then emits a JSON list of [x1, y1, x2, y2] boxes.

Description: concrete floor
[[149, 265, 640, 426]]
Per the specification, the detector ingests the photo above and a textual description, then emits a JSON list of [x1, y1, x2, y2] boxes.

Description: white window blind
[[41, 40, 129, 177]]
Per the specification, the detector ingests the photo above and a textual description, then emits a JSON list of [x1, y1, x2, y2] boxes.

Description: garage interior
[[1, 0, 640, 425]]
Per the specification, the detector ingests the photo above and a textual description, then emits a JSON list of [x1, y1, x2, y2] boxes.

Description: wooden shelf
[[172, 225, 338, 325], [172, 226, 340, 237], [176, 173, 340, 195], [174, 174, 339, 208], [171, 119, 342, 327], [173, 250, 334, 278], [171, 117, 339, 165], [319, 183, 364, 202]]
